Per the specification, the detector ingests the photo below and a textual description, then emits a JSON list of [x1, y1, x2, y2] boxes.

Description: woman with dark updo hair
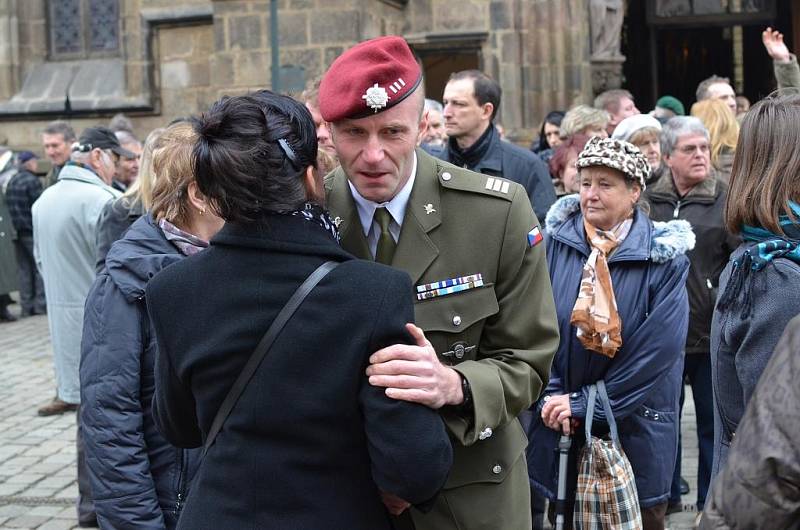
[[146, 91, 452, 530]]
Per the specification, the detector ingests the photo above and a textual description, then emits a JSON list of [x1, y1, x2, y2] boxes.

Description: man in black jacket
[[645, 116, 740, 516], [5, 151, 45, 317], [439, 70, 556, 221]]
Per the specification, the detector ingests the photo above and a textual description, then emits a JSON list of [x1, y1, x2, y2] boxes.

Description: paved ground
[[0, 310, 79, 530], [0, 299, 702, 529]]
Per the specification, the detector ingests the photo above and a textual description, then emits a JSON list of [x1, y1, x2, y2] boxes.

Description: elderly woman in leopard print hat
[[526, 136, 696, 529]]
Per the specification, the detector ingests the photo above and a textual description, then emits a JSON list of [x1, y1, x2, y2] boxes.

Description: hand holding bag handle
[[203, 261, 339, 457], [584, 380, 620, 447], [576, 379, 642, 529]]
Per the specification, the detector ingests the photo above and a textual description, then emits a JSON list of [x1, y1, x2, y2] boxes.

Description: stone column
[[0, 0, 20, 101], [492, 0, 526, 132], [524, 0, 593, 136]]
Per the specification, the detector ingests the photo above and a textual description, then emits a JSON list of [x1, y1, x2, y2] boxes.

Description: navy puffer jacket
[[526, 195, 693, 507], [80, 214, 201, 529]]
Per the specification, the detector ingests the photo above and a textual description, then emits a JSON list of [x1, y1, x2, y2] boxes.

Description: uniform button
[[441, 171, 452, 181], [0, 232, 4, 237], [479, 427, 493, 440], [492, 464, 502, 474], [653, 413, 659, 420], [452, 315, 461, 326]]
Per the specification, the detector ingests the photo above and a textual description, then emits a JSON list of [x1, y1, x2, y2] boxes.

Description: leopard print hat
[[575, 136, 650, 190]]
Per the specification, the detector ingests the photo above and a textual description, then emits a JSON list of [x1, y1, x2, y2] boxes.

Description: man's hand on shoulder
[[367, 324, 464, 409]]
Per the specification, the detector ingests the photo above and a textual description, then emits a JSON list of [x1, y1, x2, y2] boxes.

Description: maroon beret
[[319, 35, 422, 122]]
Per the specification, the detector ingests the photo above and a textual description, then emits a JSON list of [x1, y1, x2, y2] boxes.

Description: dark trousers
[[76, 407, 96, 525], [531, 487, 546, 530], [14, 233, 45, 313], [669, 354, 714, 510]]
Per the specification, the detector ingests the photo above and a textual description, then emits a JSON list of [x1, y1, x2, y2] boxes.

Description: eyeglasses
[[676, 143, 710, 155]]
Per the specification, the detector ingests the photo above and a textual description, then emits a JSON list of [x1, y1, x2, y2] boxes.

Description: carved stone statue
[[589, 0, 625, 60]]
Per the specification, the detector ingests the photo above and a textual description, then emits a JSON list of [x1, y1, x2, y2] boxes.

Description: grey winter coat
[[710, 242, 800, 477], [33, 164, 120, 403], [701, 314, 800, 529], [774, 54, 800, 89]]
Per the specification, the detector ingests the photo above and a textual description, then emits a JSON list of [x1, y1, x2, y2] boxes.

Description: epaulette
[[435, 160, 516, 202]]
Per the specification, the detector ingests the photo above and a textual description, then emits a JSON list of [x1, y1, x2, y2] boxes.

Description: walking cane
[[555, 433, 572, 530]]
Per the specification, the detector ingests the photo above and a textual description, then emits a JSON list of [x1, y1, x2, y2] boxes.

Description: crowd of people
[[0, 26, 799, 530]]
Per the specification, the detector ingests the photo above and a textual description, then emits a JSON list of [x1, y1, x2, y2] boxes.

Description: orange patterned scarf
[[570, 218, 632, 358]]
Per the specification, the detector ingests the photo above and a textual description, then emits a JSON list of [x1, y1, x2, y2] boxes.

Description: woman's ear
[[631, 184, 642, 205], [187, 181, 209, 214], [303, 165, 323, 203]]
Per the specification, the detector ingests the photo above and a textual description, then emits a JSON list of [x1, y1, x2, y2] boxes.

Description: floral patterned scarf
[[570, 217, 632, 358], [288, 202, 341, 243]]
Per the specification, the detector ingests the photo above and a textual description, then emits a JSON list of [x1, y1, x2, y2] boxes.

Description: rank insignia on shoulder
[[416, 273, 483, 301], [527, 226, 543, 248], [485, 177, 510, 194]]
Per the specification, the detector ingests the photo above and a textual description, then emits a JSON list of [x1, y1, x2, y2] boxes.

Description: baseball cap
[[17, 151, 37, 164], [75, 126, 135, 158]]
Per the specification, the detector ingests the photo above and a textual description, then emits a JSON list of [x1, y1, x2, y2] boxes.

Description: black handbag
[[203, 261, 339, 456]]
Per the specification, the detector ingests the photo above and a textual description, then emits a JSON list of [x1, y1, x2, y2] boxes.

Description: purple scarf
[[158, 219, 209, 256]]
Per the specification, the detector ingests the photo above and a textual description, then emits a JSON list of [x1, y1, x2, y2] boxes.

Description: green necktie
[[374, 207, 396, 265]]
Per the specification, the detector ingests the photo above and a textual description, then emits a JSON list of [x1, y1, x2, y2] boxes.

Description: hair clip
[[278, 138, 300, 170]]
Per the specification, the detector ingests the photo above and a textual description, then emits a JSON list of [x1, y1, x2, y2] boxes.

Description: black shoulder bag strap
[[203, 260, 339, 456]]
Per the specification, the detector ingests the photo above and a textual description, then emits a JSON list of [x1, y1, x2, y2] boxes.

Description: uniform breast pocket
[[414, 284, 499, 364]]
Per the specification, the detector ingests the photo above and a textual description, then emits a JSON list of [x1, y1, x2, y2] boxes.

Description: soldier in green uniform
[[319, 36, 560, 530]]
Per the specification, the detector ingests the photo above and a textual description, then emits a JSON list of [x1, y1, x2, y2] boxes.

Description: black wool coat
[[147, 214, 453, 530]]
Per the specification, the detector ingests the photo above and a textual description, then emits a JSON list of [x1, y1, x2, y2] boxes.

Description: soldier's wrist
[[448, 370, 473, 413]]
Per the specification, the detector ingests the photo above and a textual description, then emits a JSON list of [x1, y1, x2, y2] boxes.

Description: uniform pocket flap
[[414, 284, 499, 333], [444, 419, 527, 489]]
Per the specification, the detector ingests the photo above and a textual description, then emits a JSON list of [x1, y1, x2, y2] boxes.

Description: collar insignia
[[424, 203, 436, 215], [333, 216, 343, 228]]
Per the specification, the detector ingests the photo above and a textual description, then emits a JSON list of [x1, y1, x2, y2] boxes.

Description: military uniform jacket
[[326, 149, 560, 530]]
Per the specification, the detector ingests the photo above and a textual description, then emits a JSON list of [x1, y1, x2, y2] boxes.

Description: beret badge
[[362, 83, 390, 112]]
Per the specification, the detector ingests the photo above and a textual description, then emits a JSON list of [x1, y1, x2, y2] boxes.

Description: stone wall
[[0, 0, 595, 151], [525, 0, 593, 124]]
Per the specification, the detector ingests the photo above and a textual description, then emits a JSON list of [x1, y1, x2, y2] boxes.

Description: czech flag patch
[[527, 226, 543, 248]]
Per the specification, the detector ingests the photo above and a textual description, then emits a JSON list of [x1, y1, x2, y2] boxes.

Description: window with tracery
[[48, 0, 120, 59]]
